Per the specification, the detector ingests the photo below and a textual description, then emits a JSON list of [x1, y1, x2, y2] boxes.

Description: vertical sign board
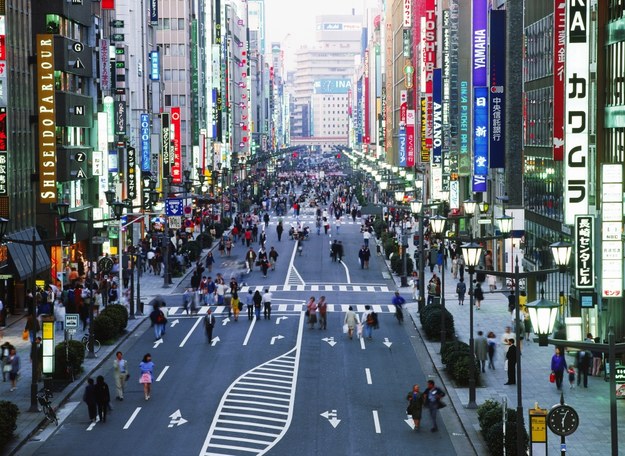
[[472, 87, 488, 192], [149, 51, 160, 81], [472, 0, 487, 87], [553, 1, 566, 161], [161, 112, 171, 178], [0, 106, 6, 195], [432, 69, 443, 168], [363, 50, 370, 144], [126, 147, 136, 199], [399, 91, 407, 166], [564, 0, 589, 225], [459, 81, 470, 176], [171, 107, 181, 183], [99, 38, 111, 91], [601, 164, 623, 298], [140, 113, 150, 172], [574, 215, 594, 289], [403, 0, 412, 27], [37, 35, 57, 204], [406, 109, 415, 167], [114, 101, 126, 136], [489, 10, 506, 168], [420, 97, 429, 162], [149, 0, 159, 26]]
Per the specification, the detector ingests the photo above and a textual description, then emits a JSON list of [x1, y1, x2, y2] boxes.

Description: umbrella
[[151, 216, 166, 223]]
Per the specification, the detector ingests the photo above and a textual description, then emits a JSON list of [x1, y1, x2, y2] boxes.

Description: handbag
[[437, 400, 447, 409], [125, 373, 130, 381], [305, 310, 309, 317], [549, 372, 556, 383], [22, 330, 29, 341], [3, 364, 11, 373], [342, 324, 348, 334]]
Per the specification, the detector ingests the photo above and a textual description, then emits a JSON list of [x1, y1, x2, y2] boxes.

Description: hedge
[[53, 340, 85, 380], [93, 313, 118, 342], [0, 401, 19, 449], [100, 304, 129, 335], [421, 305, 455, 340], [477, 399, 528, 456], [390, 254, 414, 275], [180, 240, 201, 262]]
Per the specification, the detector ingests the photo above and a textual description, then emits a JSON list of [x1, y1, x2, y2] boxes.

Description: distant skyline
[[264, 0, 367, 69]]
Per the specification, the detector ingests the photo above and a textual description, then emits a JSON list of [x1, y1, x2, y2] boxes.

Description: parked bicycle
[[81, 334, 101, 354], [37, 389, 58, 426]]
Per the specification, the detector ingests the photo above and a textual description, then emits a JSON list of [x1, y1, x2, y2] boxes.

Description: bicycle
[[81, 334, 101, 354], [394, 305, 404, 324], [37, 389, 58, 426]]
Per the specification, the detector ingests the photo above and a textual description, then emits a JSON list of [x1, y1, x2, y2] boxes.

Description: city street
[[15, 210, 471, 456]]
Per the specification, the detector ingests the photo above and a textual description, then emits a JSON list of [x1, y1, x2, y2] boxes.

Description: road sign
[[169, 216, 182, 229], [92, 236, 107, 244], [65, 314, 79, 330], [165, 198, 183, 216]]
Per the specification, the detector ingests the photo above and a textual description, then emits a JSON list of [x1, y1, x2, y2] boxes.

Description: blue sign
[[165, 198, 183, 216], [473, 86, 488, 192], [140, 113, 151, 172], [432, 69, 443, 166], [149, 51, 160, 80], [356, 79, 363, 144], [398, 127, 407, 167], [489, 10, 506, 168], [313, 79, 352, 94]]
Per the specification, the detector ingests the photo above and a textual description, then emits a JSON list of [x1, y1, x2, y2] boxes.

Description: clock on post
[[547, 403, 579, 437]]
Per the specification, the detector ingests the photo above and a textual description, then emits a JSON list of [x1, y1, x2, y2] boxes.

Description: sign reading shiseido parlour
[[37, 35, 57, 203]]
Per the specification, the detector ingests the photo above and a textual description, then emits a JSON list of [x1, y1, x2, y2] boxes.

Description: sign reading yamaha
[[574, 215, 594, 289], [564, 0, 589, 224], [37, 35, 57, 203], [472, 87, 488, 192], [140, 113, 150, 172], [472, 0, 487, 86]]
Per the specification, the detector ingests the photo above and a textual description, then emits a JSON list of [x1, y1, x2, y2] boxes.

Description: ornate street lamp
[[462, 241, 483, 409], [525, 291, 559, 346], [550, 241, 572, 272], [463, 198, 477, 216], [430, 215, 448, 351]]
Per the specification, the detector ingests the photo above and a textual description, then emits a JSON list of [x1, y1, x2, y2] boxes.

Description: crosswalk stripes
[[239, 284, 390, 293], [165, 303, 398, 316]]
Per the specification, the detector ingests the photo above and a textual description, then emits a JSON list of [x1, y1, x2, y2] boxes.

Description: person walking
[[83, 377, 97, 422], [473, 282, 484, 310], [551, 347, 568, 390], [205, 251, 215, 273], [456, 278, 466, 305], [139, 353, 155, 400], [245, 290, 254, 320], [505, 338, 517, 385], [231, 291, 241, 321], [406, 384, 424, 431], [24, 312, 40, 344], [113, 351, 128, 401], [487, 331, 497, 369], [149, 303, 167, 340], [269, 247, 279, 271], [204, 309, 215, 344], [253, 290, 263, 320], [410, 271, 419, 301], [361, 305, 375, 340], [343, 306, 360, 340], [7, 347, 20, 392], [423, 379, 446, 432], [576, 345, 592, 388], [276, 221, 284, 242], [475, 331, 488, 373], [262, 289, 273, 320], [94, 375, 111, 423], [306, 296, 317, 329], [317, 296, 327, 330]]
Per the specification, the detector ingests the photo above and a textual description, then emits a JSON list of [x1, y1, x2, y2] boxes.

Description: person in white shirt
[[262, 289, 273, 320], [362, 229, 371, 247], [113, 351, 128, 400]]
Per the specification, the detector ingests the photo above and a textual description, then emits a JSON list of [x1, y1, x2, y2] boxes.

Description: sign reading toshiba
[[37, 35, 57, 203]]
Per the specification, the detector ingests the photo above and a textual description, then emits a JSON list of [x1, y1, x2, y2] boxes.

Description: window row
[[524, 87, 553, 148], [157, 18, 186, 30], [524, 15, 553, 83], [163, 44, 186, 56], [163, 69, 187, 81], [164, 94, 187, 106]]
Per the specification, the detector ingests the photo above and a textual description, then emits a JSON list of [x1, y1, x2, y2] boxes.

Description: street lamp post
[[429, 215, 447, 349], [461, 241, 482, 409], [394, 190, 409, 288], [410, 201, 425, 312]]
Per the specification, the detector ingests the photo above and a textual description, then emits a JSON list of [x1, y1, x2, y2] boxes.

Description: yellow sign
[[529, 408, 548, 443], [42, 321, 54, 339], [36, 279, 46, 290]]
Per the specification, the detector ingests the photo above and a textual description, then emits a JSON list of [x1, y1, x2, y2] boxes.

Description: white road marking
[[372, 410, 381, 433], [123, 407, 142, 429], [156, 365, 169, 382], [360, 336, 366, 350], [365, 368, 372, 385], [340, 260, 351, 284], [179, 316, 203, 347], [243, 317, 256, 346]]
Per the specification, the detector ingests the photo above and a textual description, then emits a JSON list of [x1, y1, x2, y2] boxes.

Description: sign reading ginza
[[574, 215, 594, 289], [37, 35, 57, 203], [564, 0, 589, 225]]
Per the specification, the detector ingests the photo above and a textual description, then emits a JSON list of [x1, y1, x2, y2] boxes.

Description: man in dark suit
[[204, 309, 215, 344], [505, 338, 517, 385]]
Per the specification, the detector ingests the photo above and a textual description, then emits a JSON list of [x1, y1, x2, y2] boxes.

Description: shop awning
[[6, 228, 51, 281]]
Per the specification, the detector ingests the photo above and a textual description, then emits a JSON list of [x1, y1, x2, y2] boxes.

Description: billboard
[[171, 107, 181, 183], [472, 0, 487, 86], [553, 1, 566, 161], [37, 35, 57, 203], [140, 113, 150, 173], [564, 0, 589, 224], [574, 215, 594, 289], [472, 87, 488, 192], [489, 10, 505, 168], [601, 164, 623, 298]]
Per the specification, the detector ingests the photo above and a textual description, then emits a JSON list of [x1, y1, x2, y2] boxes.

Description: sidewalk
[[1, 237, 216, 455], [387, 248, 624, 454]]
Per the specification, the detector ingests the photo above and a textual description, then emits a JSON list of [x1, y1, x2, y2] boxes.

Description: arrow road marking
[[211, 336, 221, 347], [320, 410, 341, 428], [153, 339, 164, 349], [170, 319, 180, 327], [270, 335, 284, 345], [322, 337, 337, 347], [383, 338, 393, 348], [276, 316, 288, 324], [222, 317, 230, 326], [168, 409, 188, 427]]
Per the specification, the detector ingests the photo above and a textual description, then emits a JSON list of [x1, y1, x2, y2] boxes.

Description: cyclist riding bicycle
[[392, 291, 406, 323]]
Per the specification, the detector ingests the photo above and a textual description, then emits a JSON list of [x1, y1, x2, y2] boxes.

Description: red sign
[[552, 0, 565, 161], [406, 109, 415, 167], [171, 107, 182, 184], [423, 0, 436, 94], [0, 36, 5, 61], [102, 0, 115, 9]]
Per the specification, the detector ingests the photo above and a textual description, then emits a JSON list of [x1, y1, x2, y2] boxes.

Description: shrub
[[383, 238, 397, 259], [451, 354, 480, 386], [390, 254, 414, 275], [419, 303, 442, 326], [93, 313, 119, 342], [101, 304, 128, 334], [422, 306, 455, 340], [477, 399, 501, 429], [484, 415, 528, 456], [53, 340, 85, 380], [180, 240, 201, 262], [197, 232, 213, 249], [373, 220, 386, 238], [442, 341, 470, 364], [0, 401, 19, 449]]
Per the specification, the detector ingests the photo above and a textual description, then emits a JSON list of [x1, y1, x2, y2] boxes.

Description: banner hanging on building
[[171, 107, 181, 183], [432, 68, 442, 167], [472, 0, 487, 86], [37, 35, 57, 203], [140, 113, 150, 173], [489, 10, 505, 168], [574, 215, 594, 289], [553, 0, 566, 161], [601, 164, 623, 298], [472, 87, 488, 192], [161, 113, 170, 178], [406, 109, 415, 167]]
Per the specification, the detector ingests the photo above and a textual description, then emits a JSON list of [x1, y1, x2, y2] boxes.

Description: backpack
[[367, 311, 378, 328]]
